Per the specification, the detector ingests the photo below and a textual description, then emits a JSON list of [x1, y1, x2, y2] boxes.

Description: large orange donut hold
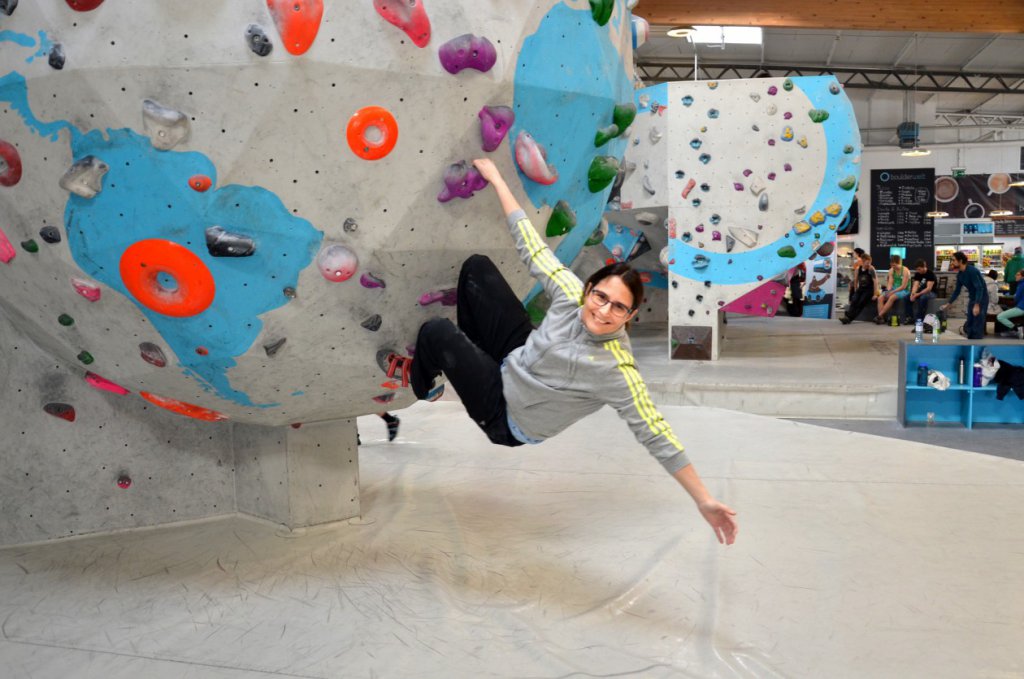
[[119, 239, 216, 317], [346, 106, 399, 160]]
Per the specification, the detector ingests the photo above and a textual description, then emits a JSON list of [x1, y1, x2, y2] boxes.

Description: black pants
[[411, 255, 533, 446], [844, 285, 873, 322]]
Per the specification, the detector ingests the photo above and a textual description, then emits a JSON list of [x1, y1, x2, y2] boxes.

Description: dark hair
[[853, 247, 865, 256], [986, 269, 998, 280], [583, 262, 644, 311], [914, 259, 928, 269], [953, 251, 969, 264]]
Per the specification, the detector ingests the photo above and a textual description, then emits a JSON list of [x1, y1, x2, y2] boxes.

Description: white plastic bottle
[[914, 319, 923, 343]]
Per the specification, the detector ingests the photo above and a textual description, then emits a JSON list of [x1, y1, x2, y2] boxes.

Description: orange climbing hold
[[140, 391, 228, 422], [188, 174, 212, 192], [119, 239, 216, 317], [65, 0, 105, 10], [346, 106, 399, 161], [373, 0, 431, 48], [266, 0, 323, 56]]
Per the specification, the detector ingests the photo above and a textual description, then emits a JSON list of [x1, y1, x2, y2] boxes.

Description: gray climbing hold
[[0, 0, 16, 16], [39, 226, 61, 244], [139, 342, 167, 367], [283, 287, 297, 298], [725, 235, 736, 252], [728, 227, 759, 249], [48, 44, 65, 70], [758, 193, 769, 212], [205, 226, 256, 257], [263, 337, 287, 357], [343, 218, 358, 233], [142, 99, 191, 151], [361, 314, 382, 332], [649, 127, 662, 144], [246, 24, 273, 57], [642, 176, 655, 196], [794, 205, 807, 215], [59, 155, 108, 198]]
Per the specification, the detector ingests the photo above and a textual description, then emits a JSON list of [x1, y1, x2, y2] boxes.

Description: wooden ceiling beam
[[633, 0, 1024, 33]]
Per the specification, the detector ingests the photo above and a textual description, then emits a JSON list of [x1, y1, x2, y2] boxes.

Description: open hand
[[698, 499, 738, 545]]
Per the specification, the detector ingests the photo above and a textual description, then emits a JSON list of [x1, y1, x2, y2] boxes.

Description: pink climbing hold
[[85, 372, 130, 395], [418, 288, 457, 306], [359, 272, 386, 289], [438, 34, 497, 74], [71, 277, 101, 302], [0, 226, 15, 264], [514, 131, 558, 185], [373, 0, 431, 48], [722, 280, 786, 318], [680, 178, 696, 199], [437, 161, 488, 203], [316, 244, 358, 282], [478, 105, 514, 152]]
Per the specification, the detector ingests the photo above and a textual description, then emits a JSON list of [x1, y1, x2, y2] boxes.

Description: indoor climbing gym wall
[[0, 0, 642, 545], [619, 77, 861, 359]]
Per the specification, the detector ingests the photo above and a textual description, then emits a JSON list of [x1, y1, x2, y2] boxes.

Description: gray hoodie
[[500, 210, 690, 475]]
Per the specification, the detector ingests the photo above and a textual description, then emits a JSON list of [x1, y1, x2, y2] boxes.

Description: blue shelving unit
[[899, 340, 1024, 428]]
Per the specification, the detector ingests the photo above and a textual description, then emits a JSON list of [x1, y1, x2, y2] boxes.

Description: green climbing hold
[[77, 351, 94, 365], [21, 239, 39, 253], [58, 313, 74, 326], [838, 175, 857, 190], [585, 221, 607, 246], [808, 108, 830, 123], [782, 78, 794, 92], [777, 245, 797, 258], [589, 0, 613, 26], [612, 103, 636, 133], [546, 200, 577, 237], [594, 124, 619, 148], [588, 156, 620, 193], [843, 144, 855, 154]]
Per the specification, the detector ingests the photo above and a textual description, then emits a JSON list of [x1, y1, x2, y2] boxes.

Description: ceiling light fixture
[[1010, 179, 1024, 187], [990, 210, 1013, 217], [684, 25, 763, 45], [666, 25, 696, 38], [901, 147, 931, 157], [926, 210, 949, 218]]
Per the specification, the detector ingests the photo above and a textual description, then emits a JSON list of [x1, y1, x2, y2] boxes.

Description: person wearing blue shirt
[[941, 251, 988, 339], [995, 269, 1024, 339]]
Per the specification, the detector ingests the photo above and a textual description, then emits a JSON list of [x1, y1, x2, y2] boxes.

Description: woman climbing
[[406, 158, 737, 545]]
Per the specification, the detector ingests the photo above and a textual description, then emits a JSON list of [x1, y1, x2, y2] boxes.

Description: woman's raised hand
[[473, 158, 504, 186]]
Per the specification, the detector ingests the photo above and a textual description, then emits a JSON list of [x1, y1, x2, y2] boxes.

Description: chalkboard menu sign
[[995, 220, 1024, 237], [871, 168, 935, 269]]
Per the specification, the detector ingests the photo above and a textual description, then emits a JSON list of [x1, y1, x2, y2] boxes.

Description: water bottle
[[914, 320, 923, 343], [932, 325, 940, 343], [958, 358, 966, 384]]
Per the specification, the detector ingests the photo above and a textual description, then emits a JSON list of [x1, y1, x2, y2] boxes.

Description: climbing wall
[[619, 78, 861, 359], [0, 1, 642, 543]]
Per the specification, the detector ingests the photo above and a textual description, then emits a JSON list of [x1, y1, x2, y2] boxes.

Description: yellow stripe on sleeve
[[605, 340, 685, 450], [516, 218, 583, 303]]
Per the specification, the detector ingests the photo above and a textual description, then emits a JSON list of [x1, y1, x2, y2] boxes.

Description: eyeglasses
[[588, 289, 633, 318]]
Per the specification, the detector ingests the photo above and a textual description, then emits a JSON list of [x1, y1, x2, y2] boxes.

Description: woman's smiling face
[[582, 275, 637, 335]]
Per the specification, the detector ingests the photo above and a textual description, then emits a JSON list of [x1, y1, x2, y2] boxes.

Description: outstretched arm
[[473, 158, 522, 218], [673, 464, 738, 545]]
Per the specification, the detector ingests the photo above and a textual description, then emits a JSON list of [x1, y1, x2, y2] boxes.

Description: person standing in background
[[1004, 247, 1023, 295], [942, 252, 988, 340]]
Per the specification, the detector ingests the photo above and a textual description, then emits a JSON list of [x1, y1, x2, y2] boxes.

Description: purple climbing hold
[[733, 183, 744, 191], [784, 163, 793, 172], [360, 272, 386, 289], [767, 86, 778, 96], [139, 342, 167, 367], [437, 161, 488, 203], [438, 34, 497, 75], [742, 169, 752, 177], [478, 105, 514, 152], [712, 231, 722, 241], [767, 172, 777, 180], [783, 111, 792, 120], [419, 288, 457, 306]]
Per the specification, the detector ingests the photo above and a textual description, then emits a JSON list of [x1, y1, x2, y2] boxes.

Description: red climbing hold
[[188, 175, 212, 192], [117, 475, 132, 489], [0, 140, 22, 187], [373, 0, 431, 48], [44, 403, 76, 422], [85, 372, 130, 395], [140, 391, 228, 422], [266, 0, 323, 56], [65, 0, 104, 10], [346, 106, 399, 161], [119, 239, 216, 317], [0, 226, 15, 265]]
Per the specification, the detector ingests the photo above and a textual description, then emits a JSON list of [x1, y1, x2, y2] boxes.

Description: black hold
[[205, 226, 255, 257], [245, 24, 273, 57], [704, 280, 712, 287], [688, 309, 695, 317], [263, 337, 287, 357], [343, 218, 358, 233], [39, 225, 62, 243], [0, 0, 16, 16], [283, 286, 297, 299], [372, 392, 396, 405], [696, 294, 703, 302], [48, 44, 65, 70], [361, 314, 382, 332], [671, 280, 678, 289]]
